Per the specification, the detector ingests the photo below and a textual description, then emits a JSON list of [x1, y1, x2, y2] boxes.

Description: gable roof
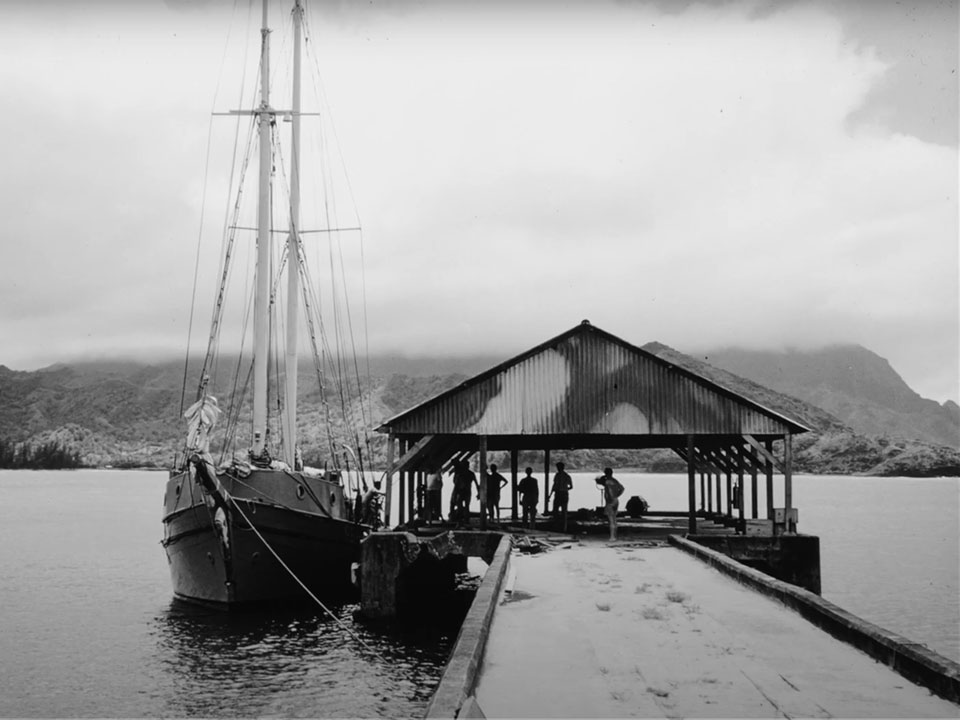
[[377, 321, 809, 437]]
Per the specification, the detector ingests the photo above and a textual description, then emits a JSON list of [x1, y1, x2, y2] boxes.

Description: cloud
[[0, 0, 956, 405]]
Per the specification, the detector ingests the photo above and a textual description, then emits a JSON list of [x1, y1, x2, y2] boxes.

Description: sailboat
[[161, 0, 375, 608]]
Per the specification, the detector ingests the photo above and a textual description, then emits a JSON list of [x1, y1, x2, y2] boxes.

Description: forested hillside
[[1, 346, 957, 476]]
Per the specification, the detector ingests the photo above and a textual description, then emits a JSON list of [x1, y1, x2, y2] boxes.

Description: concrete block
[[745, 519, 773, 536]]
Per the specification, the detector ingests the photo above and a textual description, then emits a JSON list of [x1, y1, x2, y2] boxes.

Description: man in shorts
[[595, 467, 624, 541]]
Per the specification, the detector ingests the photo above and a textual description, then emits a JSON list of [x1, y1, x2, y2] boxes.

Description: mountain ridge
[[698, 344, 959, 448], [0, 345, 957, 476]]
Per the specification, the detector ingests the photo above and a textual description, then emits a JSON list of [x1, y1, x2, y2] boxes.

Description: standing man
[[548, 461, 574, 531], [518, 467, 539, 530], [453, 460, 480, 523], [595, 467, 625, 541], [485, 463, 508, 522], [450, 461, 476, 523], [425, 466, 443, 523]]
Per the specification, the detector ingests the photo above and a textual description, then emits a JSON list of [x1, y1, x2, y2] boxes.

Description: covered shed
[[376, 320, 809, 533]]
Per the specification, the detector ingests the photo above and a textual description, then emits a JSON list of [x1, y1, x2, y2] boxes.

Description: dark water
[[2, 471, 958, 717], [0, 470, 452, 718]]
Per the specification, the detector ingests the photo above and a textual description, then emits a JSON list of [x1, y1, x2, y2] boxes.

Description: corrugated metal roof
[[378, 322, 809, 437]]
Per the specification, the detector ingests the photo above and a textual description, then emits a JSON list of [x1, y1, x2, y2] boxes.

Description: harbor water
[[0, 469, 957, 717], [0, 470, 453, 718]]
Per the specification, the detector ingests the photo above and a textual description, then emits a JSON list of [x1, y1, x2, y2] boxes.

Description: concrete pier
[[468, 539, 959, 718], [359, 530, 504, 620]]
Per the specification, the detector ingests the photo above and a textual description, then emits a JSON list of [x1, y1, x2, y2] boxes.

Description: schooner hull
[[162, 468, 365, 608]]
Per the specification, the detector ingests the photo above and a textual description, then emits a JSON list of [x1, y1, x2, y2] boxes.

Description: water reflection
[[150, 600, 455, 718]]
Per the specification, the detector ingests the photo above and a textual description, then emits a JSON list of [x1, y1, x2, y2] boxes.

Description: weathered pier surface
[[465, 540, 959, 719]]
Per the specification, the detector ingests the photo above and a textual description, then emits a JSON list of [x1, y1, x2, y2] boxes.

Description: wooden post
[[750, 454, 759, 519], [687, 435, 697, 533], [479, 435, 488, 531], [413, 470, 421, 524], [736, 444, 745, 526], [716, 472, 722, 518], [784, 434, 794, 533], [707, 469, 713, 514], [543, 449, 550, 516], [725, 462, 733, 519], [510, 448, 519, 522], [398, 438, 406, 526], [384, 434, 395, 529], [699, 473, 705, 512], [407, 466, 415, 525], [765, 439, 774, 519]]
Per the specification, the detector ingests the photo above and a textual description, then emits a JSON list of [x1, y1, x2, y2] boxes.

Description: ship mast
[[251, 0, 272, 458], [283, 0, 303, 468]]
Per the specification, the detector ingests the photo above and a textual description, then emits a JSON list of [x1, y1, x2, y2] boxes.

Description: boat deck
[[472, 539, 958, 718]]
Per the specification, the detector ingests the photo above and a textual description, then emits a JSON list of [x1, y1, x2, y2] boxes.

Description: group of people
[[444, 460, 509, 522], [418, 460, 624, 539]]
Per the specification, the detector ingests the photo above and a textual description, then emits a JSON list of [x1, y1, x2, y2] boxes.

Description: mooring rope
[[225, 496, 377, 654]]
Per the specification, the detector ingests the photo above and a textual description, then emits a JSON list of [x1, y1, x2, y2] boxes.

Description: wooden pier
[[412, 525, 960, 719]]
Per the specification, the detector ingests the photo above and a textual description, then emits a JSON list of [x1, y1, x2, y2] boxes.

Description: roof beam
[[743, 434, 785, 474], [391, 435, 436, 474]]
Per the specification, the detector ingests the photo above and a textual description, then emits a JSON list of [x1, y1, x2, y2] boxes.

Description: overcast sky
[[1, 0, 957, 404]]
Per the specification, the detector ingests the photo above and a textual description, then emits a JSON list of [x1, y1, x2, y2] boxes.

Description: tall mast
[[251, 0, 272, 458], [283, 0, 303, 468]]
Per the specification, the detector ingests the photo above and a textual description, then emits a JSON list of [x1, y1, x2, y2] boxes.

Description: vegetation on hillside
[[0, 437, 84, 469], [0, 356, 957, 476]]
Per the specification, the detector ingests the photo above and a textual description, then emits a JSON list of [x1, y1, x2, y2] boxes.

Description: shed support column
[[687, 435, 697, 533], [398, 439, 406, 526], [543, 450, 550, 516], [479, 435, 488, 531], [751, 457, 759, 519], [510, 449, 519, 522], [784, 434, 794, 533], [699, 473, 705, 512], [407, 468, 415, 526], [384, 434, 395, 529], [736, 444, 745, 527], [715, 473, 722, 518], [765, 439, 774, 520], [707, 469, 713, 514], [726, 467, 733, 518]]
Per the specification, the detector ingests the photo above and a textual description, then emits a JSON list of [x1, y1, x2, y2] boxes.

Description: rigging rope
[[177, 0, 252, 464], [300, 11, 376, 475], [226, 496, 377, 654], [197, 1, 257, 403]]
